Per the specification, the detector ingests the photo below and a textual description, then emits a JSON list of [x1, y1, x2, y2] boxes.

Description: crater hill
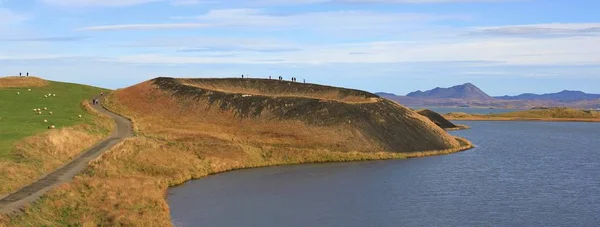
[[417, 109, 458, 129], [109, 77, 464, 153]]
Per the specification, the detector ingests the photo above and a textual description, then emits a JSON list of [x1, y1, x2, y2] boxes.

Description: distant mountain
[[406, 83, 493, 100], [496, 90, 600, 102]]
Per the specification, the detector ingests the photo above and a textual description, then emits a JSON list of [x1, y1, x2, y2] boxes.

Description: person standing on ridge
[[26, 72, 29, 77], [19, 72, 21, 77]]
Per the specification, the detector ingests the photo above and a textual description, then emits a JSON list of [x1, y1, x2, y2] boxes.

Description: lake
[[168, 121, 600, 227]]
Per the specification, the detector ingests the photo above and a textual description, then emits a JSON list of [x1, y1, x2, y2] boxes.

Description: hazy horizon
[[1, 0, 599, 96]]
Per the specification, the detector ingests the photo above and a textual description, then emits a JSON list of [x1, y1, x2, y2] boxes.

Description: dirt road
[[0, 99, 133, 214]]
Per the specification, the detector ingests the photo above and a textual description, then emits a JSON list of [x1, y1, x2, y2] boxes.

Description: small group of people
[[241, 74, 305, 83], [18, 72, 29, 77], [92, 92, 104, 105]]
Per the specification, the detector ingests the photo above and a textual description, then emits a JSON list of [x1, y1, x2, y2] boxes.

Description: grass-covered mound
[[0, 76, 112, 195], [117, 77, 461, 152], [417, 109, 458, 129]]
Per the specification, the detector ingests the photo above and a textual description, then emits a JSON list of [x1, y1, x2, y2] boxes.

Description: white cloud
[[471, 23, 600, 37], [39, 0, 162, 7], [78, 23, 212, 31], [80, 9, 466, 32], [106, 33, 600, 67]]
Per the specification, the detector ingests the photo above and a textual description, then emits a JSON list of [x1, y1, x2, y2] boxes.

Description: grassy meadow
[[0, 79, 110, 158], [0, 77, 113, 196]]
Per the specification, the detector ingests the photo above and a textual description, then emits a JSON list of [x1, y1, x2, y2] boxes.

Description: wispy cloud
[[80, 9, 466, 33], [39, 0, 516, 7], [469, 23, 600, 37], [177, 46, 301, 53], [78, 23, 211, 31], [39, 0, 162, 7], [0, 36, 89, 42]]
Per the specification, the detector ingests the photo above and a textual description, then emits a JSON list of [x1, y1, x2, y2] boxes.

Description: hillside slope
[[0, 76, 112, 196], [113, 77, 461, 152]]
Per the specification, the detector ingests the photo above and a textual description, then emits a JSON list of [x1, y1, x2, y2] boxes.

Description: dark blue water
[[168, 121, 600, 227]]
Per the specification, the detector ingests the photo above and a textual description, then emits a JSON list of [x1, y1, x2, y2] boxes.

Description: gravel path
[[0, 99, 133, 214]]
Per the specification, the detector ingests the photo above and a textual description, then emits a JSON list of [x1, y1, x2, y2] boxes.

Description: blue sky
[[1, 0, 599, 96]]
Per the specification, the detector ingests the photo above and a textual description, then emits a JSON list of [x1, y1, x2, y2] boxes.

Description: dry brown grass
[[445, 108, 600, 122], [0, 77, 48, 88], [3, 133, 472, 226], [1, 79, 473, 226], [0, 101, 113, 196], [180, 78, 377, 103]]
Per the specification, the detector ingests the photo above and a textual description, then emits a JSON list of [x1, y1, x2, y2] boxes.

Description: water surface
[[168, 121, 600, 227]]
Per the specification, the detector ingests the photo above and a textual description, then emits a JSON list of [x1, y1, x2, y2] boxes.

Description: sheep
[[43, 119, 48, 123], [78, 114, 82, 118], [48, 125, 56, 129], [28, 89, 31, 92], [44, 95, 48, 98], [43, 107, 47, 110], [53, 94, 56, 97], [33, 109, 37, 112], [16, 92, 20, 95], [49, 111, 53, 115], [37, 112, 42, 115]]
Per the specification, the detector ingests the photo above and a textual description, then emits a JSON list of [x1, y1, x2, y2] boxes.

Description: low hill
[[417, 109, 458, 129], [407, 83, 493, 100], [110, 77, 463, 153], [0, 76, 112, 195], [495, 90, 600, 102], [0, 76, 48, 88]]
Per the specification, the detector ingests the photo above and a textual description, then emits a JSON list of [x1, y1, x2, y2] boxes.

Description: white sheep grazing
[[37, 112, 42, 115], [44, 95, 48, 98], [48, 125, 56, 129], [53, 94, 56, 97], [49, 111, 53, 115], [28, 89, 31, 92], [43, 119, 48, 123], [16, 92, 20, 95], [43, 107, 47, 110], [33, 109, 37, 112], [48, 93, 51, 96], [78, 114, 82, 118]]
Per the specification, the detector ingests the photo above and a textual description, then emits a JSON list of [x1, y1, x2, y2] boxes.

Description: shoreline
[[446, 117, 600, 122], [2, 136, 474, 226]]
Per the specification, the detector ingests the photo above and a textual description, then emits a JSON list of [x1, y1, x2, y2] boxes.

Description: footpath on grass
[[0, 99, 133, 214]]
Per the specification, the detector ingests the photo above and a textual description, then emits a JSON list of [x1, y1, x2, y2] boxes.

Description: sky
[[0, 0, 599, 96]]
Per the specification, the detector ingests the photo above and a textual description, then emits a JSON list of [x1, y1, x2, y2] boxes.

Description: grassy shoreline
[[2, 135, 473, 226]]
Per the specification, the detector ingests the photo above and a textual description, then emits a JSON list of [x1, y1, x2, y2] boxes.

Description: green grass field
[[0, 80, 110, 158]]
